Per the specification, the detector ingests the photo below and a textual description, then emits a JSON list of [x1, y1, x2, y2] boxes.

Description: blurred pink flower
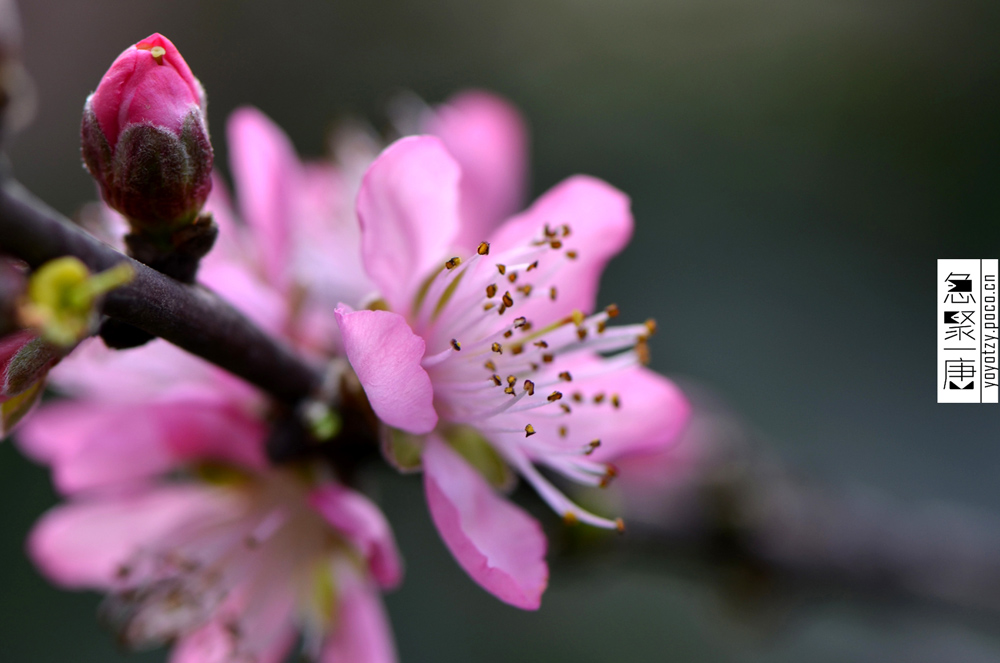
[[336, 136, 689, 609]]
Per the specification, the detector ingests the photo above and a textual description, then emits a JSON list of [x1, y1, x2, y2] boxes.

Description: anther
[[558, 371, 572, 382], [149, 46, 167, 64], [508, 272, 517, 283], [523, 380, 535, 395], [561, 224, 571, 237], [550, 239, 563, 249], [497, 264, 507, 275], [445, 257, 462, 270], [576, 328, 588, 341], [492, 342, 503, 354], [606, 304, 620, 318], [517, 284, 533, 296], [544, 224, 557, 238], [491, 375, 502, 386], [615, 517, 625, 533], [486, 284, 498, 298], [534, 340, 549, 348], [559, 426, 568, 437], [597, 320, 607, 334], [645, 318, 658, 335], [503, 330, 513, 338], [542, 353, 554, 363], [571, 392, 583, 403], [530, 362, 540, 371], [502, 292, 514, 307], [566, 250, 578, 260], [571, 310, 585, 326], [477, 242, 490, 256], [611, 394, 621, 409], [636, 338, 651, 365], [563, 512, 578, 526], [593, 393, 606, 404], [559, 403, 572, 414], [527, 260, 539, 271], [549, 287, 558, 301], [484, 360, 497, 371], [513, 316, 527, 328], [505, 387, 515, 395], [586, 439, 601, 455], [524, 424, 536, 437], [511, 344, 524, 355], [547, 391, 563, 402], [507, 376, 516, 387], [498, 303, 508, 315], [450, 339, 461, 351], [483, 302, 496, 311]]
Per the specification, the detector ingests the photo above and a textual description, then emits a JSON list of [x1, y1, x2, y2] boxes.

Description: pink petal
[[320, 568, 397, 663], [356, 136, 461, 315], [488, 175, 632, 321], [29, 487, 211, 588], [227, 107, 301, 290], [17, 398, 267, 495], [171, 620, 296, 663], [540, 356, 690, 462], [308, 484, 403, 589], [334, 307, 437, 435], [424, 90, 529, 250], [422, 436, 548, 610]]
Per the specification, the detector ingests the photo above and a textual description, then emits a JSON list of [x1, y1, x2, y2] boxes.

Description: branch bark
[[0, 179, 322, 404]]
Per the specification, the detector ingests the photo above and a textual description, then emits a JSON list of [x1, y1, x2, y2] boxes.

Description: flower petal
[[320, 567, 397, 663], [488, 175, 632, 321], [17, 397, 267, 495], [335, 307, 437, 435], [535, 356, 690, 462], [28, 487, 212, 588], [228, 107, 300, 289], [424, 90, 528, 250], [308, 484, 403, 589], [356, 136, 461, 315], [422, 436, 547, 610]]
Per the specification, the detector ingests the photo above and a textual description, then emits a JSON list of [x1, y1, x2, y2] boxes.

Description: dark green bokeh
[[3, 0, 999, 660]]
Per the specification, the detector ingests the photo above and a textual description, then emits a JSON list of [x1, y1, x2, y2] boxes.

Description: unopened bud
[[81, 33, 212, 231], [0, 329, 58, 436]]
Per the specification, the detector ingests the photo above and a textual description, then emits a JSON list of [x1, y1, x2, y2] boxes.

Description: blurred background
[[1, 0, 999, 661]]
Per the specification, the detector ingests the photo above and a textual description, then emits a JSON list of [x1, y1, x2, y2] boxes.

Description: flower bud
[[81, 33, 212, 231], [0, 329, 57, 436]]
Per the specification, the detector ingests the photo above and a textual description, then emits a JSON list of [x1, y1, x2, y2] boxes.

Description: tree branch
[[0, 179, 322, 404]]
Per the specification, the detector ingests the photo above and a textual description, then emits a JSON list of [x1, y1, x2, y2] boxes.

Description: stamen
[[513, 316, 528, 328], [561, 224, 571, 237], [547, 391, 563, 402], [492, 342, 503, 354], [566, 250, 578, 260], [645, 319, 658, 335], [497, 264, 507, 275], [534, 341, 549, 348], [486, 284, 498, 298], [523, 380, 535, 395], [611, 394, 621, 408], [527, 261, 539, 271], [606, 304, 620, 318], [550, 240, 563, 249], [524, 424, 536, 437], [593, 393, 606, 404], [502, 292, 514, 308], [477, 242, 490, 255], [450, 339, 461, 351], [549, 287, 558, 301], [559, 426, 568, 437], [586, 440, 601, 455], [445, 257, 462, 270], [491, 375, 502, 386], [485, 360, 497, 371], [510, 344, 524, 355], [503, 330, 513, 338], [508, 272, 518, 283]]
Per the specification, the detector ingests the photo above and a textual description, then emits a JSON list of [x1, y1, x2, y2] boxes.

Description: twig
[[0, 179, 322, 404]]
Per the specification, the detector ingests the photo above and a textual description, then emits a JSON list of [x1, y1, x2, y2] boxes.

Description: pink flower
[[18, 342, 401, 663], [81, 33, 212, 228], [336, 136, 689, 609]]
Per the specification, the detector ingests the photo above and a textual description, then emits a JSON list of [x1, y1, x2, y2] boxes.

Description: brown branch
[[0, 179, 322, 404]]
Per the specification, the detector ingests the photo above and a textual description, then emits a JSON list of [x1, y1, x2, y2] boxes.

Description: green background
[[2, 0, 999, 661]]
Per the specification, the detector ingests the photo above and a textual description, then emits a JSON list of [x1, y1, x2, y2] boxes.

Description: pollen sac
[[477, 242, 490, 255]]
